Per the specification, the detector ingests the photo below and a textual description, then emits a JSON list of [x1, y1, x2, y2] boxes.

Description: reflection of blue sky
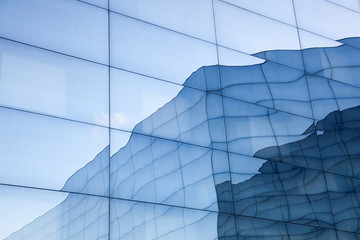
[[110, 0, 216, 42], [0, 39, 109, 127], [0, 0, 108, 64], [0, 108, 108, 191], [0, 185, 68, 240], [110, 13, 218, 84], [110, 69, 182, 131]]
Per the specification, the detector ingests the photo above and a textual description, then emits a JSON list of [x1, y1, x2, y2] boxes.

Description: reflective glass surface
[[1, 0, 360, 239], [109, 0, 216, 42], [0, 108, 109, 195], [0, 39, 109, 126], [0, 0, 108, 63]]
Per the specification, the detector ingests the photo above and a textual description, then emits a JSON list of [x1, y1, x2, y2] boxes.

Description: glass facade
[[0, 0, 360, 239]]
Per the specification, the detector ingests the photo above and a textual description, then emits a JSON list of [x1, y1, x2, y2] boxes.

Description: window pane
[[0, 0, 108, 63], [110, 13, 218, 85], [0, 108, 109, 195], [0, 39, 109, 126]]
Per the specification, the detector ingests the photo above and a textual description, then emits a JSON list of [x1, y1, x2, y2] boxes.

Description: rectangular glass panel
[[230, 159, 334, 228], [299, 29, 360, 88], [0, 0, 108, 63], [0, 185, 109, 240], [110, 198, 218, 240], [328, 0, 360, 12], [81, 0, 108, 8], [110, 12, 218, 85], [110, 68, 182, 132], [220, 0, 297, 25], [318, 122, 360, 178], [110, 130, 218, 211], [0, 108, 109, 195], [214, 0, 300, 54], [109, 0, 215, 42], [0, 38, 109, 126], [325, 173, 360, 232], [293, 0, 360, 44]]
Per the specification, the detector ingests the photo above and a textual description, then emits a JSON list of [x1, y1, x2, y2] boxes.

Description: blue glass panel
[[317, 122, 360, 178], [328, 0, 360, 12], [110, 68, 182, 131], [0, 39, 109, 126], [0, 108, 109, 195], [220, 0, 297, 25], [0, 185, 109, 240], [0, 0, 108, 63], [300, 32, 360, 88], [213, 1, 300, 54], [325, 173, 360, 232], [110, 199, 218, 240], [124, 85, 213, 148], [293, 0, 360, 47], [109, 0, 215, 42], [223, 148, 338, 228], [110, 130, 218, 211], [110, 13, 217, 84], [81, 0, 108, 8], [233, 215, 337, 240], [307, 75, 360, 120]]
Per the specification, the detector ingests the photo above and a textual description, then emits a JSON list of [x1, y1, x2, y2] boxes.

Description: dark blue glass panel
[[110, 198, 218, 240]]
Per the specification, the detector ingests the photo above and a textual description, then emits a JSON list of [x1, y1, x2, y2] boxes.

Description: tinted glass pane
[[110, 0, 215, 42], [0, 185, 109, 240], [0, 108, 109, 195], [0, 39, 109, 126], [0, 0, 108, 63], [110, 13, 218, 84]]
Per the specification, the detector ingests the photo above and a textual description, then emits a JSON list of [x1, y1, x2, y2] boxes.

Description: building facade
[[1, 0, 360, 239]]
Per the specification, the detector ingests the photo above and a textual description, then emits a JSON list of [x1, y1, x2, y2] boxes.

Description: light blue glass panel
[[293, 0, 360, 44], [110, 198, 218, 240], [110, 130, 218, 211], [0, 185, 109, 240], [110, 13, 218, 84], [110, 68, 182, 131], [109, 0, 215, 42], [217, 46, 265, 67], [0, 39, 109, 126], [220, 0, 297, 25], [81, 0, 108, 8], [0, 108, 109, 195], [0, 0, 108, 63], [328, 0, 360, 12], [213, 0, 300, 54]]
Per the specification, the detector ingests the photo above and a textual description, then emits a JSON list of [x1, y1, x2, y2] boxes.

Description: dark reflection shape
[[217, 105, 360, 238]]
